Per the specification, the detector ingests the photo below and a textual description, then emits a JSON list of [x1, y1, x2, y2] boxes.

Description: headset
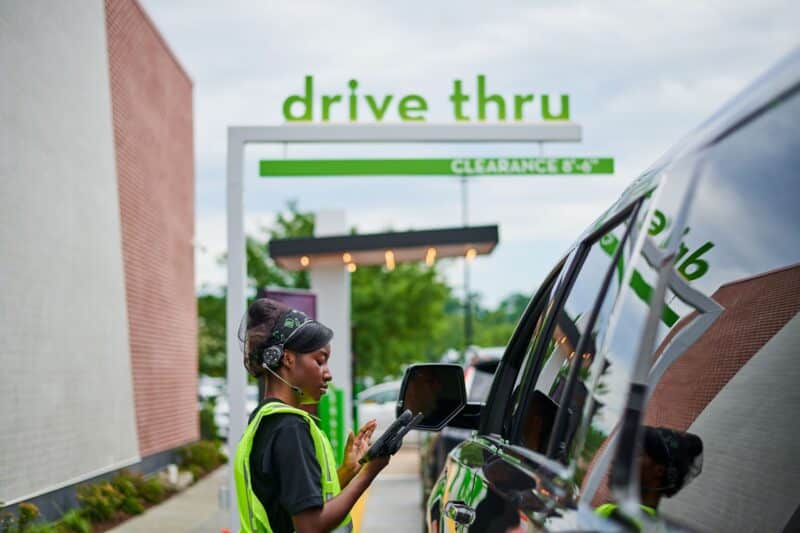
[[260, 318, 314, 396]]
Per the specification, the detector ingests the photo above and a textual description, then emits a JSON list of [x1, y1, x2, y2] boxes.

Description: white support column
[[310, 211, 352, 432], [225, 130, 246, 531]]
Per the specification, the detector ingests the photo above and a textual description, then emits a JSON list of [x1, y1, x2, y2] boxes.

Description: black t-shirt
[[248, 398, 324, 533]]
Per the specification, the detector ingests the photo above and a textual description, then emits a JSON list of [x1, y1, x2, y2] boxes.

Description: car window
[[634, 88, 800, 532], [511, 206, 639, 460], [498, 263, 569, 439], [588, 88, 800, 531], [481, 262, 564, 437]]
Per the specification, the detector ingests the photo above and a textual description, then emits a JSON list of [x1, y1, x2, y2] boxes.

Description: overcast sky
[[140, 0, 798, 307]]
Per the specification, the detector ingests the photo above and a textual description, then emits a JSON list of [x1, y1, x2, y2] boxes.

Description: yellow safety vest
[[595, 503, 657, 531], [234, 402, 353, 532]]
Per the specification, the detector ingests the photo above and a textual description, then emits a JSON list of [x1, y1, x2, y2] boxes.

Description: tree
[[197, 202, 313, 376], [351, 262, 451, 380]]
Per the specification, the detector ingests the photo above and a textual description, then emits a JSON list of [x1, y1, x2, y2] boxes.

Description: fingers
[[363, 425, 375, 443], [359, 419, 378, 435], [345, 430, 355, 449]]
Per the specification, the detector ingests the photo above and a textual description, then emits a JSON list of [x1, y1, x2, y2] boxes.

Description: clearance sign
[[260, 157, 613, 177]]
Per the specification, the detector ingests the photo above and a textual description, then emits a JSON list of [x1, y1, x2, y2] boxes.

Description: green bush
[[137, 477, 165, 504], [185, 464, 204, 481], [118, 497, 143, 517], [76, 483, 122, 522], [56, 510, 90, 533], [17, 504, 40, 530], [178, 441, 224, 476], [199, 401, 219, 441], [111, 471, 142, 500]]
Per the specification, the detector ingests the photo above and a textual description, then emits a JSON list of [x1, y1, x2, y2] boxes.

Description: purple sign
[[258, 288, 317, 320]]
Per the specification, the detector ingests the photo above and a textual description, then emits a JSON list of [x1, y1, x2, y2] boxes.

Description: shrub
[[137, 477, 165, 504], [185, 464, 204, 482], [56, 510, 90, 533], [17, 504, 40, 530], [76, 483, 122, 522], [118, 497, 143, 517], [111, 471, 142, 499], [178, 441, 224, 476], [199, 401, 219, 441]]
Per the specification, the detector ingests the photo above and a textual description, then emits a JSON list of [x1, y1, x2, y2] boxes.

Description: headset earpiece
[[262, 345, 284, 369]]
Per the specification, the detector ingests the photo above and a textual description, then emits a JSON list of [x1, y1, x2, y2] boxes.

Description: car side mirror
[[397, 364, 466, 431]]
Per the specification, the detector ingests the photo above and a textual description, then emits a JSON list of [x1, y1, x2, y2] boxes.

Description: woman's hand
[[338, 419, 377, 486]]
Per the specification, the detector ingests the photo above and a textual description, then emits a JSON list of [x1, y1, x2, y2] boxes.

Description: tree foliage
[[351, 262, 451, 380]]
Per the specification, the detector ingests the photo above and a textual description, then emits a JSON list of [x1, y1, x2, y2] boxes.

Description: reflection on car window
[[641, 90, 800, 532], [514, 212, 636, 460], [503, 267, 566, 438], [591, 89, 800, 531]]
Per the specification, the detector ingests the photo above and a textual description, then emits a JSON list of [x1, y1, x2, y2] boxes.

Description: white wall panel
[[0, 0, 139, 503]]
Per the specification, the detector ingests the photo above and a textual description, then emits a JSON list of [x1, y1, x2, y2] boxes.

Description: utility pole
[[461, 176, 473, 358]]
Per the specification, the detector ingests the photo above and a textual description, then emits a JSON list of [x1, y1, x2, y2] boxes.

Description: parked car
[[399, 50, 800, 532], [420, 347, 504, 506], [358, 380, 420, 445]]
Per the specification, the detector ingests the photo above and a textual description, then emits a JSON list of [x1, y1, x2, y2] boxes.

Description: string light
[[342, 252, 352, 263], [465, 248, 477, 262], [300, 256, 310, 267], [347, 263, 357, 273], [425, 247, 437, 266], [385, 250, 396, 271]]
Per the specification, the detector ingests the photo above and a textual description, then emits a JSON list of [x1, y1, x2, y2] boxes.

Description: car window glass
[[501, 263, 570, 438], [513, 212, 635, 459], [636, 90, 800, 532], [587, 89, 800, 531]]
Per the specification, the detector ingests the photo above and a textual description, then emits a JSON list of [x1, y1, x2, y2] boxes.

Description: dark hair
[[240, 299, 290, 377], [643, 426, 703, 497], [239, 298, 333, 377]]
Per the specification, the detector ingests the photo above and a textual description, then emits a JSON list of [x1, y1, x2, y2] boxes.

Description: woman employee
[[234, 298, 391, 532]]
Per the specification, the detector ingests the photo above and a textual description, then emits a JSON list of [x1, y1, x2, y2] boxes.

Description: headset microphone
[[263, 363, 303, 395]]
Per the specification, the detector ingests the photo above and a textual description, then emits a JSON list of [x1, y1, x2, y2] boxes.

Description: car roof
[[571, 47, 800, 250]]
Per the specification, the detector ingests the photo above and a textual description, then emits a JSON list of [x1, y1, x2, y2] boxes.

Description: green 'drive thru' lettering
[[599, 208, 716, 327], [281, 75, 571, 122]]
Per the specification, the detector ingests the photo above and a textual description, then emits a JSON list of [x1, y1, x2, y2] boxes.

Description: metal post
[[461, 176, 473, 354], [225, 129, 247, 531]]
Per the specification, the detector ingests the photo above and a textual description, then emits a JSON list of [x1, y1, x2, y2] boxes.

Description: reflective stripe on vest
[[595, 503, 657, 531], [234, 403, 353, 533]]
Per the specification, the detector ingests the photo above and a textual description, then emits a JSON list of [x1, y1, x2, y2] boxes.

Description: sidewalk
[[359, 448, 423, 533], [110, 448, 422, 532]]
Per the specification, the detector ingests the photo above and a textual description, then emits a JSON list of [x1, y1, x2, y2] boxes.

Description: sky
[[140, 0, 798, 307]]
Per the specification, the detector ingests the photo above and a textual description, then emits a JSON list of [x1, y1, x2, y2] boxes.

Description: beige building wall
[[0, 0, 139, 504]]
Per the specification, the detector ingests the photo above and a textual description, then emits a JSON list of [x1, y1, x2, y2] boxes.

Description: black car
[[399, 49, 800, 532]]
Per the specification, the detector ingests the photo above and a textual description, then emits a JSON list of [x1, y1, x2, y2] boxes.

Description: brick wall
[[643, 264, 800, 430], [105, 0, 197, 457], [588, 264, 800, 505]]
